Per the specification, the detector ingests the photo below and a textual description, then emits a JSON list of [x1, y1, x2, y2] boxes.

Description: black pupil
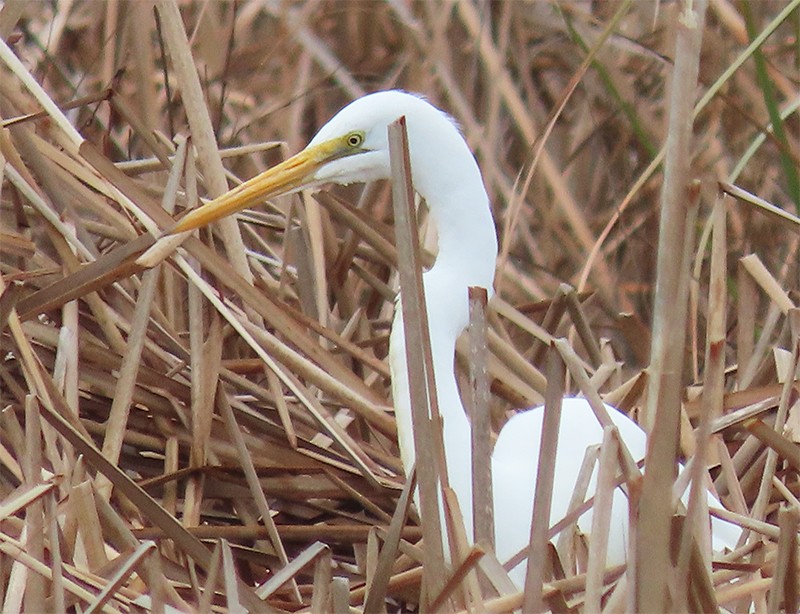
[[349, 135, 359, 145]]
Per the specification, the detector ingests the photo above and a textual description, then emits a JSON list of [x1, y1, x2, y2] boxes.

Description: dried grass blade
[[197, 542, 222, 614], [475, 549, 518, 599], [324, 470, 392, 523], [264, 367, 298, 449], [428, 541, 486, 613], [0, 279, 24, 333], [468, 287, 493, 550], [15, 233, 153, 321], [0, 482, 54, 523], [133, 523, 423, 543], [255, 541, 330, 600], [563, 286, 603, 367], [442, 487, 485, 610], [314, 192, 398, 266], [177, 264, 385, 485], [331, 576, 350, 613], [97, 267, 159, 499], [311, 547, 334, 613], [492, 295, 554, 347], [192, 285, 222, 469], [0, 533, 122, 614], [26, 360, 248, 592], [679, 519, 719, 613], [485, 328, 547, 400], [45, 491, 66, 613], [751, 337, 800, 525], [71, 481, 109, 572], [638, 1, 710, 604], [554, 445, 602, 567], [21, 395, 44, 614], [217, 385, 300, 602], [84, 541, 158, 614], [739, 253, 795, 314], [3, 162, 94, 261], [584, 426, 619, 612], [219, 539, 245, 614], [745, 419, 800, 472], [523, 345, 565, 612], [184, 251, 393, 431], [553, 338, 640, 479], [363, 467, 417, 612], [768, 506, 799, 613], [51, 149, 391, 426], [0, 38, 82, 150], [239, 313, 389, 426], [279, 300, 391, 379], [678, 196, 729, 586], [710, 507, 779, 540], [736, 258, 757, 388], [721, 181, 800, 232]]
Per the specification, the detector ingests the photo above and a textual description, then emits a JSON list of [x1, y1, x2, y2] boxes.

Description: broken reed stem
[[676, 194, 729, 588], [23, 395, 45, 614], [468, 286, 494, 550], [552, 338, 639, 481], [362, 467, 417, 612], [522, 343, 565, 613], [769, 506, 800, 613], [387, 116, 447, 602], [638, 1, 708, 610], [97, 266, 160, 500], [584, 425, 618, 613], [216, 384, 300, 603], [562, 285, 603, 367], [750, 332, 800, 521]]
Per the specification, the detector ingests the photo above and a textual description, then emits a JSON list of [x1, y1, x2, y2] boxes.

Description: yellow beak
[[169, 138, 345, 234]]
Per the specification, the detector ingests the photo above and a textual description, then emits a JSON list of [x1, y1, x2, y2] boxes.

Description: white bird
[[167, 90, 740, 588]]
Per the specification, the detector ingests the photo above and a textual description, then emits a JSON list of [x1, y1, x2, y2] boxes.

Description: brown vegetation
[[1, 1, 798, 612]]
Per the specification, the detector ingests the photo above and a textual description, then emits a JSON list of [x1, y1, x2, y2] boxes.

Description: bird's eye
[[346, 131, 364, 148]]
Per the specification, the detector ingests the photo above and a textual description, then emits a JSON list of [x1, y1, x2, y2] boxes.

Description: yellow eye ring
[[346, 132, 364, 148]]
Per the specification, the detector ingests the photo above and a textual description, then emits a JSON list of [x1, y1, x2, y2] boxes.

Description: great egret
[[164, 90, 740, 587]]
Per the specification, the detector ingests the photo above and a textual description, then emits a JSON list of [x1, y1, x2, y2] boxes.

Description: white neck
[[389, 149, 497, 516]]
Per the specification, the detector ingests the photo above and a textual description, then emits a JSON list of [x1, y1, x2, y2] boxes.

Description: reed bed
[[1, 1, 798, 612]]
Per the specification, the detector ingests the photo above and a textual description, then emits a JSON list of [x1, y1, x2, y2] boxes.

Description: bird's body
[[165, 90, 740, 590], [318, 91, 739, 587], [492, 400, 648, 580]]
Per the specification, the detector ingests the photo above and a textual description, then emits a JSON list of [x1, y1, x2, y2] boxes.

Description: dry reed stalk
[[522, 345, 565, 612], [680, 196, 730, 595], [770, 505, 800, 612], [468, 286, 494, 551], [638, 1, 709, 610], [583, 426, 619, 612], [361, 466, 416, 611]]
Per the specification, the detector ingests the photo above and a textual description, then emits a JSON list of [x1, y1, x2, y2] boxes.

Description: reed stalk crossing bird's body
[[163, 90, 740, 588]]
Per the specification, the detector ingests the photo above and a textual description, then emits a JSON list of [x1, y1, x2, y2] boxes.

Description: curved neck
[[414, 135, 498, 294], [389, 291, 467, 477], [388, 136, 497, 546], [390, 153, 498, 469]]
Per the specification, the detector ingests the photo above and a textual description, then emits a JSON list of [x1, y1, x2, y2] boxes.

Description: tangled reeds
[[1, 1, 798, 611]]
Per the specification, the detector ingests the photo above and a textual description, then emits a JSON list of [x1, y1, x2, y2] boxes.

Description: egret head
[[169, 90, 471, 234]]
